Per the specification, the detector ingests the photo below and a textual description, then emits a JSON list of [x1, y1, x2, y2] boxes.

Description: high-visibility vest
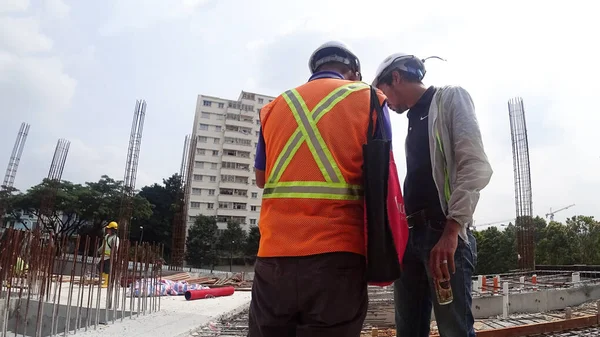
[[103, 234, 118, 256], [258, 79, 387, 257]]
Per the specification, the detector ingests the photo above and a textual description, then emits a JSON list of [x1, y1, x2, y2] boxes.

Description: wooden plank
[[430, 315, 599, 337]]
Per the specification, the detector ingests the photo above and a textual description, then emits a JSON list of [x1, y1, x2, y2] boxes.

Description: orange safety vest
[[258, 78, 387, 257]]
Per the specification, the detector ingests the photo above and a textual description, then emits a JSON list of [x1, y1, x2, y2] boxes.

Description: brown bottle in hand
[[435, 278, 453, 305]]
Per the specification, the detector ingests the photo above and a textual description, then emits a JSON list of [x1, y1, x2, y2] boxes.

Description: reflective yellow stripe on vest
[[103, 234, 113, 256], [264, 82, 369, 200]]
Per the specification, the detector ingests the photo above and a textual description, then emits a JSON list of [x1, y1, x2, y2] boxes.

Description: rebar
[[0, 229, 164, 337], [63, 235, 80, 336], [75, 236, 90, 333]]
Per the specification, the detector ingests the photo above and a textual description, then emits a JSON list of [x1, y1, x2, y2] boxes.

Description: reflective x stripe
[[263, 181, 363, 200], [268, 82, 369, 184]]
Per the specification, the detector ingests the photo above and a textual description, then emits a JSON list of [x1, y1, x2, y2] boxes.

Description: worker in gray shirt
[[372, 53, 493, 337]]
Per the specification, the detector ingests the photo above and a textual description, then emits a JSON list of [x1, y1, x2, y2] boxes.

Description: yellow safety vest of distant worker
[[97, 221, 119, 288]]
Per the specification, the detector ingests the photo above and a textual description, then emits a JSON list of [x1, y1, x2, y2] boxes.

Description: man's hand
[[429, 219, 460, 281]]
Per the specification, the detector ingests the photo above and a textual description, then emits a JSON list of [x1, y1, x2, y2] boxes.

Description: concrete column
[[572, 272, 581, 285], [519, 276, 525, 290], [502, 282, 509, 318], [532, 274, 538, 291], [477, 275, 483, 294]]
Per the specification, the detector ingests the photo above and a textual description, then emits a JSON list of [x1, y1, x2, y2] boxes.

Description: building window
[[201, 112, 210, 119], [251, 192, 258, 198], [218, 103, 224, 108], [216, 114, 224, 120], [215, 125, 222, 132], [199, 123, 209, 130], [256, 119, 260, 125], [203, 100, 212, 107], [191, 202, 201, 208], [210, 163, 218, 170], [255, 131, 260, 137], [214, 138, 220, 144], [250, 219, 257, 225], [212, 150, 219, 156], [258, 98, 264, 104], [192, 188, 201, 195], [208, 189, 215, 196], [252, 179, 256, 185], [251, 206, 257, 211], [269, 100, 273, 102], [198, 136, 207, 143], [197, 148, 205, 155], [207, 203, 214, 209], [193, 175, 203, 181], [210, 175, 217, 182], [195, 161, 204, 168]]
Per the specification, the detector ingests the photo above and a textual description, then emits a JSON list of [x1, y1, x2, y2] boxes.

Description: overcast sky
[[1, 0, 598, 226]]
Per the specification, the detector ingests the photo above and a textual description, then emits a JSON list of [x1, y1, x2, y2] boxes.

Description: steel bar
[[51, 235, 69, 337], [75, 236, 90, 333], [85, 236, 99, 332], [2, 230, 19, 337], [36, 237, 54, 337], [13, 231, 32, 337], [137, 244, 144, 317], [94, 239, 106, 329], [120, 241, 130, 322], [63, 236, 80, 336], [22, 229, 41, 337], [129, 243, 138, 319], [159, 244, 163, 312]]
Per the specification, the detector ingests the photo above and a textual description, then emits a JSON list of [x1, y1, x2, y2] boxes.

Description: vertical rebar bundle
[[170, 135, 194, 270], [508, 97, 535, 270], [48, 139, 71, 181], [2, 122, 30, 189], [0, 228, 163, 336], [118, 99, 147, 239], [37, 139, 71, 230]]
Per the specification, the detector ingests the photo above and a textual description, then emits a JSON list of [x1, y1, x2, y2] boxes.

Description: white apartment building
[[187, 90, 275, 233]]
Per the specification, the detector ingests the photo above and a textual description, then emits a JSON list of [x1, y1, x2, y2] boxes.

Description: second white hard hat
[[308, 41, 361, 75]]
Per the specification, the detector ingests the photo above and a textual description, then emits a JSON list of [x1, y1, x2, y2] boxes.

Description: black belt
[[406, 209, 446, 228]]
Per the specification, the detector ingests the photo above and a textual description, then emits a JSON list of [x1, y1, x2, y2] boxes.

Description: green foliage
[[185, 215, 219, 268], [131, 174, 183, 258], [3, 176, 152, 240], [219, 221, 247, 256], [244, 225, 260, 258], [474, 215, 600, 275]]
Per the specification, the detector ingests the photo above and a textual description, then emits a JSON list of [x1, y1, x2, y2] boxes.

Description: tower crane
[[473, 218, 516, 228], [545, 204, 575, 222]]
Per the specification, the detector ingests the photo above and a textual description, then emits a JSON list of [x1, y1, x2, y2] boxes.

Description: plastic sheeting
[[128, 278, 209, 297]]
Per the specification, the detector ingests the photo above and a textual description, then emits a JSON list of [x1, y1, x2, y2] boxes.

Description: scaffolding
[[508, 97, 535, 270], [118, 99, 146, 239]]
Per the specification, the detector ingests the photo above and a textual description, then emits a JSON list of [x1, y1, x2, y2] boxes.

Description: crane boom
[[545, 204, 575, 221]]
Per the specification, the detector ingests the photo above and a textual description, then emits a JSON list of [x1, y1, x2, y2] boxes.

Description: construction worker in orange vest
[[249, 41, 393, 337]]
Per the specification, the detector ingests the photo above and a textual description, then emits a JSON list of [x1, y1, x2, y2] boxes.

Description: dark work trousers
[[248, 252, 368, 337], [97, 258, 111, 274], [394, 219, 477, 337]]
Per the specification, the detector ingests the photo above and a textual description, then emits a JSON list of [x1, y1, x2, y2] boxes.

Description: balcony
[[217, 208, 248, 217]]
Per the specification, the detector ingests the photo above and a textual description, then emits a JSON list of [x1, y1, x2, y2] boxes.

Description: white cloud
[[0, 17, 53, 55], [0, 0, 29, 13], [99, 0, 214, 35], [44, 0, 70, 19], [1, 0, 598, 228]]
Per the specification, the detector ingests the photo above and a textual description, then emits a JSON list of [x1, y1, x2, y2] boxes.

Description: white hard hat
[[308, 41, 361, 76], [372, 53, 424, 87]]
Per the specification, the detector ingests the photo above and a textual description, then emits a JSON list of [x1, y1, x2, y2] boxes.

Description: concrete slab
[[71, 291, 252, 337]]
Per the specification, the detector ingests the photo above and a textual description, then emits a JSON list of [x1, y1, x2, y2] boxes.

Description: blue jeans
[[394, 220, 477, 337]]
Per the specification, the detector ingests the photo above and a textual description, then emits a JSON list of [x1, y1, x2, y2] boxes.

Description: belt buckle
[[406, 209, 425, 229]]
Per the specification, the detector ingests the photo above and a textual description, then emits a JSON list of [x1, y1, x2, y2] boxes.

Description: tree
[[0, 186, 20, 228], [185, 215, 219, 268], [6, 176, 152, 243], [219, 221, 247, 256], [244, 226, 261, 263], [131, 173, 182, 258]]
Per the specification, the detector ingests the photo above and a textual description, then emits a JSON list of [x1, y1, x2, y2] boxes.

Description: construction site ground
[[73, 291, 251, 337]]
